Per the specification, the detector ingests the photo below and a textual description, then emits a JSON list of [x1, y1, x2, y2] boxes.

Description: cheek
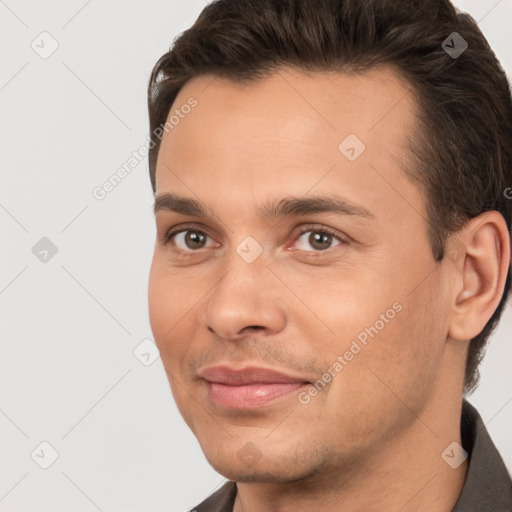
[[318, 301, 442, 442], [283, 265, 396, 343], [148, 260, 188, 354], [346, 290, 445, 406], [148, 259, 209, 384], [300, 260, 443, 397], [148, 262, 170, 340]]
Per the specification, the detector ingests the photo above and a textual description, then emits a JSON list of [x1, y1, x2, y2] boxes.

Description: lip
[[199, 365, 310, 409]]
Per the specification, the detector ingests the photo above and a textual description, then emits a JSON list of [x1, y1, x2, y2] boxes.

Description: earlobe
[[448, 212, 510, 342]]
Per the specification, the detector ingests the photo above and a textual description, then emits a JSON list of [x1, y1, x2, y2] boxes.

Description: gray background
[[0, 1, 510, 510]]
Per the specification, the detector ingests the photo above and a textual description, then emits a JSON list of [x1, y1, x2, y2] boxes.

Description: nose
[[203, 254, 287, 341]]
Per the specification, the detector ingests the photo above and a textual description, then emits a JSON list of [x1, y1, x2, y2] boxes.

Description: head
[[147, 0, 512, 483]]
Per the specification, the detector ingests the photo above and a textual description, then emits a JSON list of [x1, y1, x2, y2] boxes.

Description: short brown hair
[[147, 0, 512, 393]]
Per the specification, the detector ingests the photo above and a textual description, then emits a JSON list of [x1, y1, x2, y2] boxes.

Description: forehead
[[154, 66, 422, 223]]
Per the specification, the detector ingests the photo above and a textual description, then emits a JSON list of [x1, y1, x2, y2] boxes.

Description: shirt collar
[[452, 400, 512, 511]]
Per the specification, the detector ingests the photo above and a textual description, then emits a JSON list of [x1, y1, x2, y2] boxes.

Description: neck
[[233, 396, 467, 512]]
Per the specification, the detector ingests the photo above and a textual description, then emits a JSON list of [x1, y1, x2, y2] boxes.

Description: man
[[146, 0, 512, 510]]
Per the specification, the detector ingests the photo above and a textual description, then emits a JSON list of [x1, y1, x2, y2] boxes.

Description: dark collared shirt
[[191, 401, 512, 511]]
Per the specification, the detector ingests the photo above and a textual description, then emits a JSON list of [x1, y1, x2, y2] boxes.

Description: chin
[[207, 460, 307, 484], [201, 442, 329, 484]]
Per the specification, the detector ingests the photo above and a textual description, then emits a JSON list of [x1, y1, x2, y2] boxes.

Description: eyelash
[[161, 223, 346, 254]]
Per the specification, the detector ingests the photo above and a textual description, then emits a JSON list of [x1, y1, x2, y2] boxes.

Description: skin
[[148, 67, 510, 511]]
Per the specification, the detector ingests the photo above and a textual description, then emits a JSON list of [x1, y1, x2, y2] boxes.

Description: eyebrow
[[153, 193, 374, 221]]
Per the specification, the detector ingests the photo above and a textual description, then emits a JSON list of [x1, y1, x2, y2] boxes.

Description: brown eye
[[295, 229, 342, 252], [173, 230, 210, 250], [309, 232, 333, 250]]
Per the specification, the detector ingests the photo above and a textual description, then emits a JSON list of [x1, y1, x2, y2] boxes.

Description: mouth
[[199, 365, 310, 409]]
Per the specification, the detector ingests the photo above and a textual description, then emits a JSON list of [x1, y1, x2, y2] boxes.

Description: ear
[[448, 211, 511, 341]]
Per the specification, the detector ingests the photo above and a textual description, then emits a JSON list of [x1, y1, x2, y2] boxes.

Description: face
[[148, 68, 453, 482]]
